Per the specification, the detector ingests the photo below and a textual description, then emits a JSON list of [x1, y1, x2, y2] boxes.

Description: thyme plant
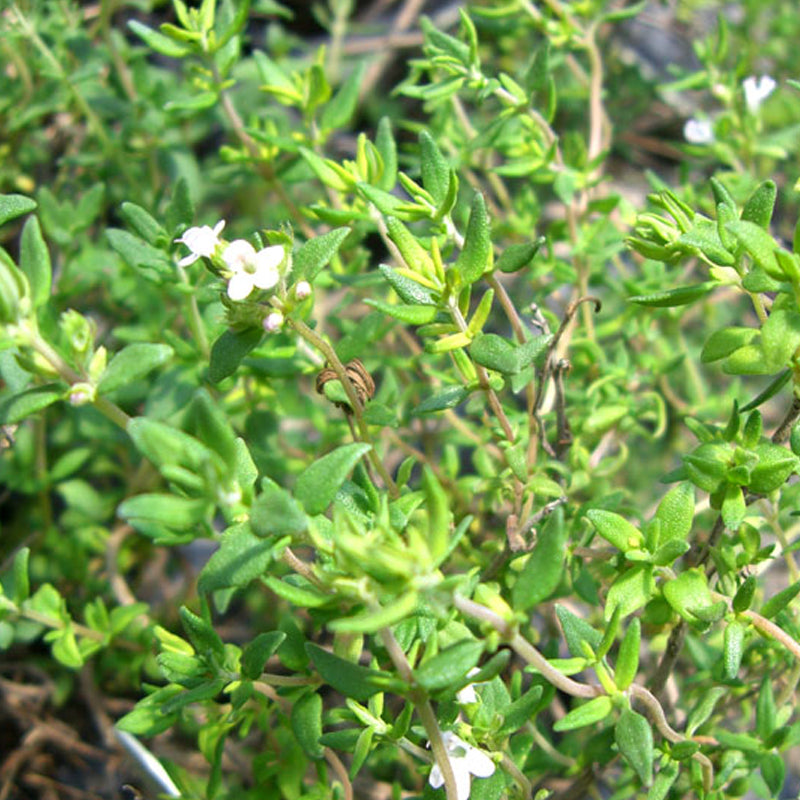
[[2, 1, 800, 799]]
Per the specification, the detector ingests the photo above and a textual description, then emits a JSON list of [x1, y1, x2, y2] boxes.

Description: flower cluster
[[174, 220, 286, 302]]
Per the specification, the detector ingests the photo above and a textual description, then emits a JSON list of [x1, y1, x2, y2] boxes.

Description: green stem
[[176, 263, 210, 358], [377, 627, 459, 800], [288, 317, 399, 497], [27, 330, 131, 429]]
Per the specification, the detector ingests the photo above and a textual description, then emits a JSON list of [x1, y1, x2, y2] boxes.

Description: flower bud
[[294, 280, 312, 301], [68, 383, 96, 406], [263, 310, 284, 332]]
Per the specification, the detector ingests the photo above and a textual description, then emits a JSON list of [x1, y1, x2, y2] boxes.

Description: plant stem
[[288, 317, 399, 497], [378, 626, 459, 800]]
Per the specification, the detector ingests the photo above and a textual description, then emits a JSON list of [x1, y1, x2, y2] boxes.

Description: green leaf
[[0, 384, 62, 424], [555, 605, 602, 658], [662, 569, 713, 623], [616, 709, 653, 786], [0, 194, 37, 226], [726, 220, 783, 278], [208, 327, 264, 383], [378, 264, 437, 305], [586, 509, 644, 552], [165, 177, 195, 233], [628, 283, 714, 307], [553, 695, 613, 731], [419, 130, 450, 206], [385, 216, 436, 279], [422, 465, 451, 563], [723, 619, 746, 680], [761, 308, 800, 370], [263, 575, 331, 608], [701, 327, 758, 363], [412, 385, 469, 414], [709, 176, 736, 214], [50, 626, 84, 668], [415, 639, 484, 692], [524, 41, 550, 93], [305, 643, 389, 702], [97, 343, 173, 394], [118, 493, 209, 531], [655, 482, 694, 546], [374, 117, 397, 191], [605, 564, 655, 619], [19, 217, 51, 308], [749, 442, 799, 493], [741, 180, 777, 229], [760, 752, 785, 797], [241, 631, 286, 680], [733, 575, 757, 612], [648, 761, 679, 800], [292, 691, 325, 759], [180, 606, 224, 661], [761, 579, 800, 619], [614, 618, 640, 690], [128, 19, 192, 57], [721, 483, 746, 530], [740, 369, 792, 411], [106, 228, 171, 273], [251, 485, 307, 537], [723, 344, 774, 376], [356, 183, 409, 216], [198, 523, 279, 593], [295, 443, 372, 515], [116, 687, 182, 735], [299, 147, 354, 192], [686, 687, 726, 736], [756, 677, 776, 739], [512, 507, 568, 610], [188, 389, 238, 467], [320, 62, 366, 132], [363, 298, 438, 324], [127, 417, 211, 473], [120, 202, 165, 244], [469, 332, 550, 375], [498, 685, 544, 735], [677, 221, 734, 266], [496, 238, 545, 273], [295, 227, 351, 282], [455, 193, 492, 285], [10, 547, 30, 605], [328, 591, 418, 634]]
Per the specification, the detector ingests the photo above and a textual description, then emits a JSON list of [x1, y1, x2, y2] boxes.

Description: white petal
[[456, 684, 477, 704], [224, 239, 257, 270], [253, 263, 280, 290], [465, 746, 495, 778], [453, 763, 472, 800], [429, 764, 444, 789], [212, 219, 226, 235], [227, 272, 254, 300], [683, 118, 714, 144], [255, 244, 285, 270], [178, 253, 200, 267]]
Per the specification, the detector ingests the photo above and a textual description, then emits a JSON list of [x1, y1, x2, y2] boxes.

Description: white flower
[[223, 240, 284, 301], [743, 75, 776, 113], [428, 732, 495, 800], [683, 118, 714, 144], [175, 220, 225, 266]]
